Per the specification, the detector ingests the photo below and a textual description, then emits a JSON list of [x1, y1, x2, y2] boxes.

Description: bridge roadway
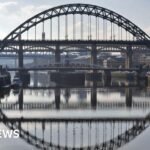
[[0, 117, 148, 123], [0, 115, 148, 122], [1, 40, 150, 46], [1, 40, 150, 53], [7, 66, 141, 71], [23, 84, 141, 89]]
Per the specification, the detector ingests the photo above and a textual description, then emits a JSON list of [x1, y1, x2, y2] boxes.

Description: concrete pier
[[103, 70, 111, 86], [33, 57, 38, 87], [55, 88, 60, 110], [125, 45, 133, 69], [91, 44, 97, 65], [91, 81, 97, 109], [18, 43, 23, 69], [18, 35, 24, 69], [33, 71, 38, 87], [125, 87, 132, 108], [55, 44, 60, 64], [19, 89, 23, 111]]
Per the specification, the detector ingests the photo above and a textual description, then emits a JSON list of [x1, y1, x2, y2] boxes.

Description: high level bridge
[[0, 3, 150, 70]]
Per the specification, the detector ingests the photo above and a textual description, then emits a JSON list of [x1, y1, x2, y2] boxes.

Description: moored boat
[[0, 65, 11, 88]]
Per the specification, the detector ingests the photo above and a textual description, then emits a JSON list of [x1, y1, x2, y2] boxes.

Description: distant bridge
[[7, 67, 141, 71], [5, 62, 145, 71]]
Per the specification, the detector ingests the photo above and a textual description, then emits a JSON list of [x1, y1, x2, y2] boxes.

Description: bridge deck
[[0, 116, 147, 122], [7, 67, 141, 71], [1, 40, 150, 45]]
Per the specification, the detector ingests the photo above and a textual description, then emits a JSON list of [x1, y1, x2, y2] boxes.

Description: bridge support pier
[[125, 46, 133, 69], [91, 81, 97, 109], [18, 35, 24, 68], [33, 57, 38, 87], [125, 87, 132, 108], [55, 88, 60, 110], [55, 44, 60, 64], [91, 44, 97, 66], [33, 71, 38, 87], [18, 44, 24, 68], [103, 70, 111, 86], [19, 89, 23, 111]]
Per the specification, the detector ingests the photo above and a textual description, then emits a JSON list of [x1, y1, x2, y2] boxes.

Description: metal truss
[[2, 3, 150, 42]]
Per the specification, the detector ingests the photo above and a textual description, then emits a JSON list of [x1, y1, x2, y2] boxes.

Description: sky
[[0, 0, 150, 39]]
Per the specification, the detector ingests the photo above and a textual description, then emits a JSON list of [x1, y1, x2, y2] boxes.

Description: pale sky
[[0, 0, 150, 39]]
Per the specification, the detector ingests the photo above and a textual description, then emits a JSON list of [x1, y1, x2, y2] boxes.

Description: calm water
[[0, 71, 150, 150]]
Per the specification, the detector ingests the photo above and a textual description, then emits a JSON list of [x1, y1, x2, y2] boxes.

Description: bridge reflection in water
[[0, 71, 150, 150], [1, 87, 149, 110], [1, 117, 149, 150]]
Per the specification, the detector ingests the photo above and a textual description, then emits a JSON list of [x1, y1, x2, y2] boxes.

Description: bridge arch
[[0, 108, 148, 150], [23, 45, 55, 52], [61, 46, 91, 51], [2, 3, 150, 44], [0, 88, 149, 149]]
